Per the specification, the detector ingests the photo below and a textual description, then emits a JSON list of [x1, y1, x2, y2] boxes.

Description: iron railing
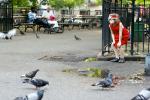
[[102, 0, 150, 55], [0, 0, 13, 33]]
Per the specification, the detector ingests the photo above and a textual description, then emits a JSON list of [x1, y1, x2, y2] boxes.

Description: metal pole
[[102, 0, 105, 55], [11, 0, 13, 29], [131, 0, 135, 55]]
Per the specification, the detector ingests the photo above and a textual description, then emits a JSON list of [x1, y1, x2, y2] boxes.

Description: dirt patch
[[38, 53, 86, 62]]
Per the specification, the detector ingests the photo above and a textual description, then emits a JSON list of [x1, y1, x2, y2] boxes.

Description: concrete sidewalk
[[0, 29, 149, 100]]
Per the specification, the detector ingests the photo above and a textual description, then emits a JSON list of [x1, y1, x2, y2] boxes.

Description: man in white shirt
[[42, 7, 59, 28]]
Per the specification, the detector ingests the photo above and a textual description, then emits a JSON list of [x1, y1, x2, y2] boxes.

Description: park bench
[[21, 23, 36, 32], [13, 15, 36, 32], [71, 23, 81, 30]]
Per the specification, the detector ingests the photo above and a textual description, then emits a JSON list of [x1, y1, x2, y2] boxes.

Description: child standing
[[108, 13, 129, 63]]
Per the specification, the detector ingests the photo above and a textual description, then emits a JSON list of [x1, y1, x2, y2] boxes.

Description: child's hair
[[108, 13, 119, 21]]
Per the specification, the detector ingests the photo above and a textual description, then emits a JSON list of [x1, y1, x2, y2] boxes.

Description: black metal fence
[[0, 0, 13, 33], [102, 0, 150, 55]]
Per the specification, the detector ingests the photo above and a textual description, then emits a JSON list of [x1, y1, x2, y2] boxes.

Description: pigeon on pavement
[[74, 35, 81, 40], [91, 73, 113, 88], [0, 28, 17, 39], [14, 90, 44, 100], [21, 69, 39, 79], [23, 78, 49, 88], [14, 96, 27, 100], [131, 88, 150, 100]]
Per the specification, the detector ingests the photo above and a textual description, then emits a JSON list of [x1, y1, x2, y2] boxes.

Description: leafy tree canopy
[[48, 0, 64, 10], [48, 0, 84, 10], [13, 0, 30, 7], [125, 0, 150, 4]]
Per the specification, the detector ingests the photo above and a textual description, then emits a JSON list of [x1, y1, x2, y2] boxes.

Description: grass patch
[[62, 67, 110, 78], [84, 57, 97, 62]]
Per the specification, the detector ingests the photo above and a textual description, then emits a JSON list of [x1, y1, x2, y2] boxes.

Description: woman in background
[[42, 7, 59, 28]]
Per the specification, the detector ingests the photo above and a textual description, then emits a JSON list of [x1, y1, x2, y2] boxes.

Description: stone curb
[[97, 56, 145, 61]]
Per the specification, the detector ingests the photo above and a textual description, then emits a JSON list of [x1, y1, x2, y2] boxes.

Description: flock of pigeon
[[14, 69, 49, 100], [0, 28, 41, 40], [12, 69, 150, 100], [2, 29, 150, 100], [0, 28, 81, 40], [91, 73, 150, 100], [0, 28, 82, 40]]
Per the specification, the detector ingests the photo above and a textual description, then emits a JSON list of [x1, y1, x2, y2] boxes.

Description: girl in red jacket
[[108, 13, 129, 63]]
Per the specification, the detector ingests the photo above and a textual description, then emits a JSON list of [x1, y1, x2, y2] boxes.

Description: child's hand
[[112, 41, 115, 45], [117, 42, 121, 47]]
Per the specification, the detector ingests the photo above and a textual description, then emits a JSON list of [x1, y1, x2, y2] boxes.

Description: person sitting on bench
[[27, 7, 50, 28], [42, 7, 59, 28]]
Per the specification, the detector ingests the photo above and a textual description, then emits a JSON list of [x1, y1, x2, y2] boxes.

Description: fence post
[[0, 0, 13, 33], [130, 0, 135, 55]]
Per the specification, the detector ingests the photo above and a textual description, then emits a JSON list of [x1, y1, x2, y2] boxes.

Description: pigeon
[[14, 90, 44, 100], [14, 96, 27, 100], [0, 28, 17, 39], [23, 78, 49, 88], [74, 35, 81, 40], [91, 73, 113, 88], [131, 88, 150, 100], [21, 69, 39, 79], [0, 32, 6, 39], [6, 28, 17, 39]]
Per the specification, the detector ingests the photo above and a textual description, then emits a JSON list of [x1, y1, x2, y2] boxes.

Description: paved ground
[[0, 29, 149, 100]]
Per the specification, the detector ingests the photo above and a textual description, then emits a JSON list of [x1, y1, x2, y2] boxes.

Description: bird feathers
[[7, 28, 17, 38], [21, 69, 39, 79], [14, 90, 44, 100], [0, 28, 17, 39], [30, 79, 49, 88], [23, 78, 49, 88], [74, 35, 81, 40], [131, 88, 150, 100], [0, 32, 7, 39], [17, 70, 45, 100], [14, 96, 28, 100], [91, 73, 113, 88]]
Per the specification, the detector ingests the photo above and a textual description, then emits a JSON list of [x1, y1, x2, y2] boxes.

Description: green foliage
[[95, 0, 102, 5], [86, 68, 101, 77], [84, 57, 97, 62], [48, 0, 84, 10], [13, 0, 30, 7], [48, 0, 64, 10], [29, 0, 38, 6], [62, 67, 102, 78], [63, 0, 75, 9], [122, 0, 129, 4], [136, 0, 150, 4], [75, 0, 84, 6], [125, 0, 150, 4]]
